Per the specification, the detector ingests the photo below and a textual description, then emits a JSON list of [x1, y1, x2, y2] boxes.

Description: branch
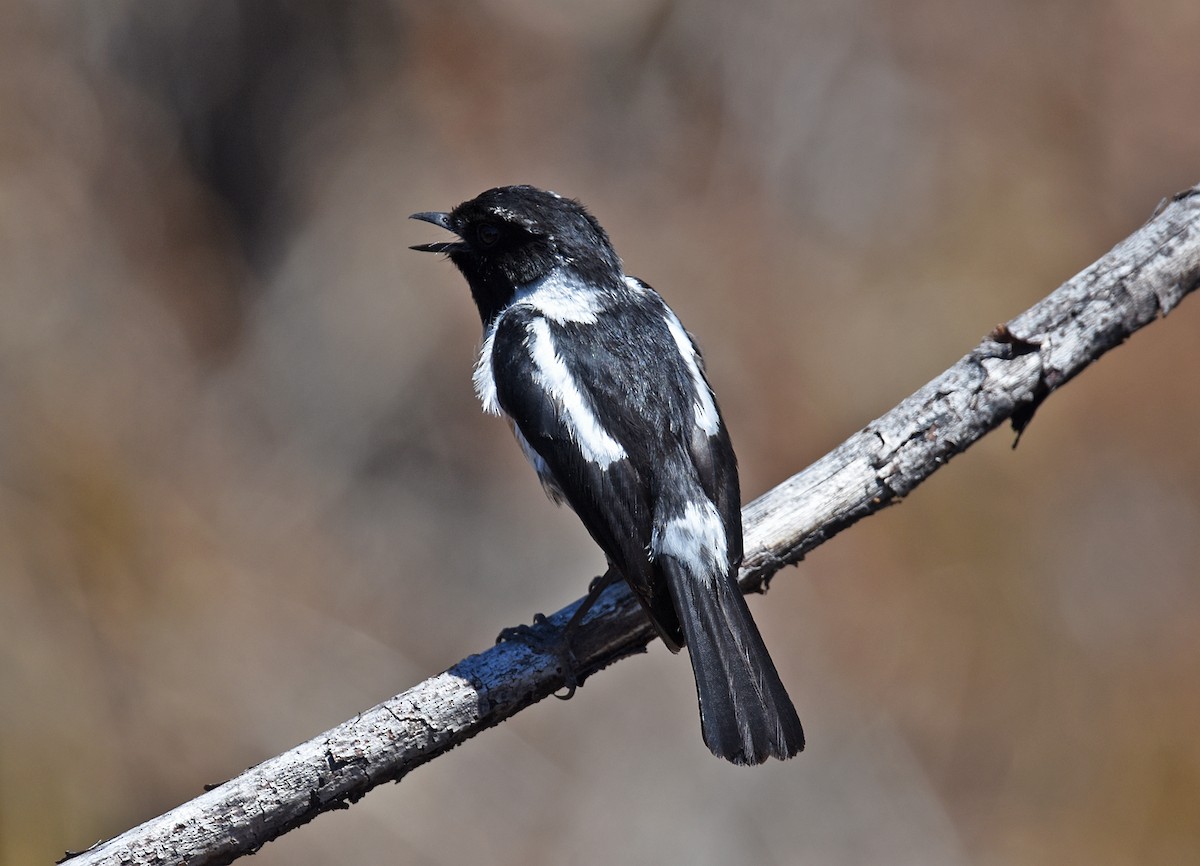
[[63, 185, 1200, 866]]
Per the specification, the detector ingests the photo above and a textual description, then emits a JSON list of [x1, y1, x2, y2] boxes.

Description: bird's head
[[411, 185, 622, 323]]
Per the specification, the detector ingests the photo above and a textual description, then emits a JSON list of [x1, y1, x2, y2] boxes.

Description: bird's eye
[[476, 223, 501, 248]]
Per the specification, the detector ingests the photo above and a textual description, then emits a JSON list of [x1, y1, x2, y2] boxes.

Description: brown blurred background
[[3, 2, 1199, 864]]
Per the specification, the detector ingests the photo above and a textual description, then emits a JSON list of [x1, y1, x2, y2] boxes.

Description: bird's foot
[[496, 614, 583, 699], [495, 612, 554, 648], [495, 573, 616, 699]]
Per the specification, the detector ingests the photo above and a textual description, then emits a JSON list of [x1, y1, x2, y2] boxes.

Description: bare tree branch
[[62, 185, 1200, 866]]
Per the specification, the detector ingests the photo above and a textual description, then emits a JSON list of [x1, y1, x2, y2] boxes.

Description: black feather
[[490, 306, 685, 649], [412, 185, 805, 763], [661, 557, 805, 765]]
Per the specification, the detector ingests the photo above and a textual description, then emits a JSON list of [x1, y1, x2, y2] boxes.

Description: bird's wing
[[658, 306, 744, 569], [489, 304, 687, 648]]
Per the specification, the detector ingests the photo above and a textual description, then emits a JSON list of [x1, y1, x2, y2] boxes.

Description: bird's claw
[[495, 613, 550, 644], [496, 614, 582, 699]]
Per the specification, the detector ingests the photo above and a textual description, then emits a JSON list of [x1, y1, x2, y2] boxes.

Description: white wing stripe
[[662, 311, 721, 435], [527, 318, 626, 467]]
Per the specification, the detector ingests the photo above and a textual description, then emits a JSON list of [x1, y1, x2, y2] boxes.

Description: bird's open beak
[[409, 211, 465, 253]]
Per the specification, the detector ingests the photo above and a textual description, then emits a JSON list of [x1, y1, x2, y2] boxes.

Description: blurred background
[[3, 1, 1199, 864]]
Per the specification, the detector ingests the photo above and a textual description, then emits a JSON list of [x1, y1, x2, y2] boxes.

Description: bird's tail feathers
[[661, 555, 804, 765]]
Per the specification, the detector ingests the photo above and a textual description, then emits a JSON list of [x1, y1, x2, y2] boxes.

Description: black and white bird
[[411, 185, 803, 765]]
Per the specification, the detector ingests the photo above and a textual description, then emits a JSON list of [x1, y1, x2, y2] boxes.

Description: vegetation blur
[[3, 2, 1199, 864]]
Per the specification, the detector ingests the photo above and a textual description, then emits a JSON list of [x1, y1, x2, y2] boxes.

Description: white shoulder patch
[[514, 270, 604, 324], [651, 500, 729, 583], [661, 310, 722, 435], [526, 317, 626, 467]]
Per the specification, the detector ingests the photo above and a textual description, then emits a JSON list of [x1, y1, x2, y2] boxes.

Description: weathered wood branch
[[63, 185, 1200, 866]]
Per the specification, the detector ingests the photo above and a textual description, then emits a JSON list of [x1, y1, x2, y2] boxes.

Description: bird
[[410, 185, 803, 765]]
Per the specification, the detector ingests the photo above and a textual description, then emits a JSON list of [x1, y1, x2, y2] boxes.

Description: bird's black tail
[[662, 557, 804, 765]]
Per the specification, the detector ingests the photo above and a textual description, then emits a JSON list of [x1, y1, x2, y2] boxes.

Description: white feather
[[472, 323, 502, 416], [651, 500, 729, 584], [474, 270, 603, 415], [526, 318, 626, 467], [516, 270, 605, 324], [661, 308, 722, 436]]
